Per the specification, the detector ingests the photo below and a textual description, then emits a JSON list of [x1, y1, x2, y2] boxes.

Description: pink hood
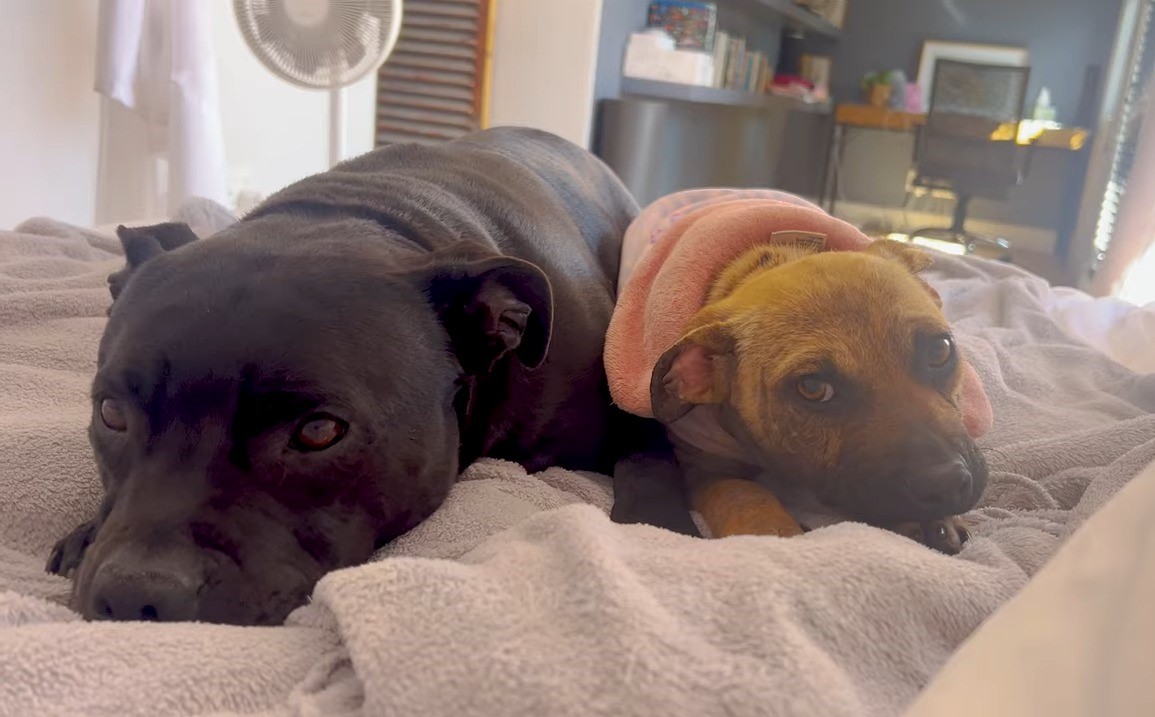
[[604, 189, 993, 439]]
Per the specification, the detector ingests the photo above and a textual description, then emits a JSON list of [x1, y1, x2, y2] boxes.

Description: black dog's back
[[253, 127, 634, 287], [244, 127, 640, 473]]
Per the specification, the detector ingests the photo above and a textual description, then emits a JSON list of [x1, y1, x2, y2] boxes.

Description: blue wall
[[828, 0, 1123, 124]]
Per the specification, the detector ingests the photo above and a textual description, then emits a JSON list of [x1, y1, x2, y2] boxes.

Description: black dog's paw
[[893, 517, 970, 555], [46, 521, 98, 578], [611, 447, 702, 538]]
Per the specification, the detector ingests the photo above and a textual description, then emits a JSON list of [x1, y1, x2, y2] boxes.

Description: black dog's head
[[64, 219, 551, 625]]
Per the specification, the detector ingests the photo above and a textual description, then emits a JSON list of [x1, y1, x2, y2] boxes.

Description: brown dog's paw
[[713, 505, 805, 539], [892, 516, 970, 555], [743, 513, 806, 539], [694, 479, 805, 539]]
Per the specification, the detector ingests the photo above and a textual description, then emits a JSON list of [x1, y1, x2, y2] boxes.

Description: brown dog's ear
[[866, 239, 942, 307], [866, 239, 934, 273], [650, 322, 735, 423], [417, 243, 553, 374], [109, 223, 199, 302], [711, 232, 828, 301]]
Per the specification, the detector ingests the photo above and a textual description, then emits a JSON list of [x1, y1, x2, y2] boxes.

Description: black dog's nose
[[908, 456, 973, 512], [88, 559, 202, 622]]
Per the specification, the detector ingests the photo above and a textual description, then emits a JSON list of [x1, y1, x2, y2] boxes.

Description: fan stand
[[328, 85, 345, 167]]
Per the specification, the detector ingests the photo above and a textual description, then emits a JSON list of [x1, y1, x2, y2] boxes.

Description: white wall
[[0, 1, 600, 229], [209, 4, 377, 207], [0, 1, 101, 230], [0, 2, 377, 230], [488, 0, 603, 148]]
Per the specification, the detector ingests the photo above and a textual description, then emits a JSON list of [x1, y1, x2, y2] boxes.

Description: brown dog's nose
[[87, 552, 203, 622], [907, 456, 973, 514]]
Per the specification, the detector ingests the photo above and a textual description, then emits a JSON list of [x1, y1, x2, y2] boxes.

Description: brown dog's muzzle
[[839, 427, 988, 525], [900, 427, 987, 517]]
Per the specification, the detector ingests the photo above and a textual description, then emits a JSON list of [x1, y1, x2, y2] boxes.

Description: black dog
[[47, 127, 638, 625]]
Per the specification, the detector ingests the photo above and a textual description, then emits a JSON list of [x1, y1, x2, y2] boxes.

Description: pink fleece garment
[[604, 189, 994, 439]]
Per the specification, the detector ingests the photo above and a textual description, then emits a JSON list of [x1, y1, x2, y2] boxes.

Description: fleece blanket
[[603, 189, 993, 439], [1, 211, 1154, 717]]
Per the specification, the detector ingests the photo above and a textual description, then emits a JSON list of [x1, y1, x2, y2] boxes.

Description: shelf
[[621, 77, 832, 115], [735, 0, 843, 39]]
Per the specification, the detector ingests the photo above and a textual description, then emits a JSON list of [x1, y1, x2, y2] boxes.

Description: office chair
[[909, 60, 1032, 260]]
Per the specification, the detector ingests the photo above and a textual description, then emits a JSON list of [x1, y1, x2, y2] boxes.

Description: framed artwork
[[917, 41, 1029, 111]]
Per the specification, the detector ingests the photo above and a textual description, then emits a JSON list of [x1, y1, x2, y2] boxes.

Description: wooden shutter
[[375, 0, 493, 145]]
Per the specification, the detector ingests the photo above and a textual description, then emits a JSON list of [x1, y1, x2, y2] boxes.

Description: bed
[[1, 203, 1153, 716]]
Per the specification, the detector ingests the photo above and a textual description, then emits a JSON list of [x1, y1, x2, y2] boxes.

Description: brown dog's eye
[[927, 336, 955, 368], [292, 414, 348, 451], [99, 399, 127, 431], [797, 377, 835, 403]]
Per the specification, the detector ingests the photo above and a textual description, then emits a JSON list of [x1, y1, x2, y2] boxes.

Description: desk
[[818, 103, 1090, 214]]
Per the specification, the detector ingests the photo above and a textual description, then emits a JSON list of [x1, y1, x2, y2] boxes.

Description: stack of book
[[711, 31, 773, 95]]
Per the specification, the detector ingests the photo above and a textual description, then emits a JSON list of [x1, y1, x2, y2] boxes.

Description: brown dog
[[648, 238, 987, 553]]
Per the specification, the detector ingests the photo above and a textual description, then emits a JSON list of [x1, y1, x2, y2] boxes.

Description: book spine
[[712, 30, 729, 87], [735, 38, 747, 90]]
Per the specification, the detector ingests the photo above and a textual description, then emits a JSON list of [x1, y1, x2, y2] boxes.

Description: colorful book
[[646, 1, 718, 52]]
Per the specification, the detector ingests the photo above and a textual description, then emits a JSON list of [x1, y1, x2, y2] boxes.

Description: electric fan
[[233, 0, 403, 166]]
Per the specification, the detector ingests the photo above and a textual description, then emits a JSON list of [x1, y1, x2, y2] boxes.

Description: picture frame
[[917, 41, 1029, 111]]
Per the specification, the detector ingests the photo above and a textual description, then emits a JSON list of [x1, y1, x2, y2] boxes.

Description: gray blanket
[[1, 213, 1153, 717]]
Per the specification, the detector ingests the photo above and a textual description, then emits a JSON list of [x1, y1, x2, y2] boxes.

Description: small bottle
[[889, 70, 908, 110], [1033, 87, 1057, 122]]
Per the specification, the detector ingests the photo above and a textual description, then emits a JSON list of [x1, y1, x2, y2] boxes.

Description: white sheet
[[1046, 286, 1155, 374], [906, 457, 1155, 716]]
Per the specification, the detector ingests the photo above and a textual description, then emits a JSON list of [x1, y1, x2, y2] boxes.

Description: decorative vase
[[867, 84, 892, 108]]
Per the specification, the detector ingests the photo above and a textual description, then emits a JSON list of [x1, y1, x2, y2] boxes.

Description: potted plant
[[861, 71, 894, 108]]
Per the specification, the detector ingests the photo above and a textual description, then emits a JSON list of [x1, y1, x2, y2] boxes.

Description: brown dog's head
[[651, 238, 987, 525]]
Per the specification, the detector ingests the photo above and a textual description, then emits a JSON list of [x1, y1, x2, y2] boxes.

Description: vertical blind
[[1094, 0, 1155, 264], [374, 0, 492, 145]]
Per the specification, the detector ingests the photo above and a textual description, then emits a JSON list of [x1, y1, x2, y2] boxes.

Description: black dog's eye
[[927, 335, 955, 369], [99, 399, 127, 432], [292, 414, 348, 452], [797, 376, 835, 403]]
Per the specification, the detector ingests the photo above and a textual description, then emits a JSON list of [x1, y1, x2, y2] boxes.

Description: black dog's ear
[[650, 321, 735, 423], [109, 223, 199, 302], [417, 243, 553, 374]]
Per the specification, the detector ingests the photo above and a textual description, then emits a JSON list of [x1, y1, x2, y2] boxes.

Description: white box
[[624, 32, 715, 87]]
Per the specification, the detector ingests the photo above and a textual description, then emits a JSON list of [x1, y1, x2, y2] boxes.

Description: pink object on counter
[[905, 83, 924, 113]]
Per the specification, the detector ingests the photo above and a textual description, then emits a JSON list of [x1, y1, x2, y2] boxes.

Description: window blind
[[374, 0, 491, 145], [1094, 0, 1155, 263]]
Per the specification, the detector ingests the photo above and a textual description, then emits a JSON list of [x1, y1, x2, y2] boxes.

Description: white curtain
[[1093, 70, 1155, 304], [94, 0, 227, 224]]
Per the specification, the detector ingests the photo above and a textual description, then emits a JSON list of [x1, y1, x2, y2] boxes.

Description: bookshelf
[[621, 77, 831, 114], [737, 0, 843, 39]]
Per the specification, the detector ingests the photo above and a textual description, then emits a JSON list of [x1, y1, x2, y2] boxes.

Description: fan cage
[[234, 0, 402, 89]]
